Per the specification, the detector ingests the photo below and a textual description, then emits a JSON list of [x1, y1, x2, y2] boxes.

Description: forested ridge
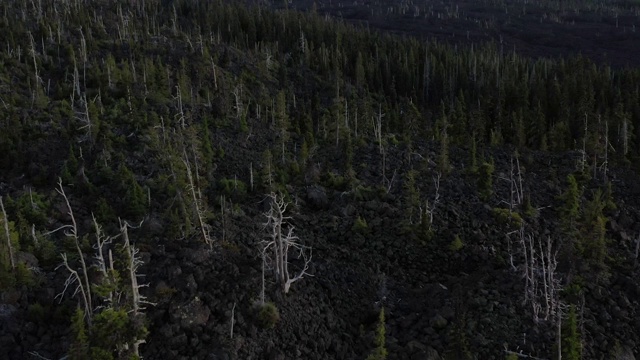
[[0, 1, 639, 359]]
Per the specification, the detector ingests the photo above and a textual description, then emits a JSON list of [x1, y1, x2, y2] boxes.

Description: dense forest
[[0, 0, 639, 359]]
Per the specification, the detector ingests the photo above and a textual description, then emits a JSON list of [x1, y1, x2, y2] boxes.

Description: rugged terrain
[[0, 1, 639, 360], [278, 0, 640, 68]]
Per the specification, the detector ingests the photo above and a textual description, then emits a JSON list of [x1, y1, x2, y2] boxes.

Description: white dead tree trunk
[[182, 150, 212, 249], [420, 172, 441, 232], [232, 84, 243, 122], [230, 302, 236, 339], [262, 193, 312, 294], [92, 214, 116, 305], [595, 115, 611, 181], [580, 113, 588, 172], [498, 155, 524, 212], [259, 242, 269, 304], [79, 27, 87, 91], [512, 226, 562, 324], [119, 218, 154, 358], [210, 58, 218, 90], [634, 234, 639, 267], [0, 196, 16, 270], [54, 178, 93, 325], [538, 235, 560, 321], [373, 105, 384, 155], [174, 85, 186, 128], [56, 253, 92, 323], [75, 94, 93, 144], [28, 31, 41, 92]]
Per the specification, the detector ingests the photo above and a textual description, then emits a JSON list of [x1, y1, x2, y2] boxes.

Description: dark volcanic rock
[[172, 297, 211, 328], [306, 185, 329, 209]]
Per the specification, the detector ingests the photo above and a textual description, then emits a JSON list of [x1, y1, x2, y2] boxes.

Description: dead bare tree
[[420, 172, 441, 232], [92, 214, 117, 306], [119, 218, 155, 358], [174, 85, 186, 128], [232, 84, 243, 122], [262, 192, 312, 294], [593, 115, 611, 181], [0, 196, 15, 270], [182, 150, 213, 249], [56, 253, 91, 322], [634, 233, 639, 268], [28, 31, 41, 92], [373, 105, 384, 155], [498, 155, 524, 212], [580, 113, 588, 172], [75, 94, 93, 144], [54, 178, 93, 325], [512, 227, 562, 324]]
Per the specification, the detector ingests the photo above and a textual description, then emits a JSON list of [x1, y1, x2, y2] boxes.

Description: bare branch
[[183, 151, 212, 249], [55, 253, 91, 322], [55, 178, 92, 324], [119, 218, 154, 358], [0, 196, 15, 270], [262, 193, 313, 294]]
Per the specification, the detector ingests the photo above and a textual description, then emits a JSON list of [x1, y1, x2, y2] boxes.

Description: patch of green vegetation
[[323, 171, 348, 191], [255, 302, 280, 329], [218, 178, 248, 197], [491, 208, 524, 228], [352, 216, 369, 234], [15, 262, 37, 288], [354, 185, 380, 201], [561, 305, 582, 360], [366, 307, 387, 360], [450, 235, 464, 252], [477, 161, 495, 201]]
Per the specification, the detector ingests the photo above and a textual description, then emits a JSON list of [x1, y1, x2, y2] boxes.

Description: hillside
[[0, 1, 639, 360], [274, 0, 640, 68]]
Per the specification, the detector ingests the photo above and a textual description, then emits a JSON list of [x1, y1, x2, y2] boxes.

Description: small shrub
[[492, 208, 524, 228], [477, 161, 494, 201], [155, 282, 177, 299], [0, 268, 16, 290], [450, 235, 464, 252], [522, 194, 537, 218], [256, 302, 280, 329], [352, 216, 369, 234], [15, 263, 36, 287], [35, 236, 58, 266], [322, 171, 348, 191], [354, 185, 379, 201], [218, 178, 247, 197], [27, 303, 46, 323], [221, 240, 241, 254]]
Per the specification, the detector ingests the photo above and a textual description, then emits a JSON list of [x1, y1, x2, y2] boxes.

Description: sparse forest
[[0, 0, 639, 359]]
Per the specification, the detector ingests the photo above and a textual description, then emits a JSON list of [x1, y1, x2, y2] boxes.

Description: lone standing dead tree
[[261, 192, 312, 294], [0, 196, 15, 271], [52, 178, 93, 326], [119, 218, 155, 358]]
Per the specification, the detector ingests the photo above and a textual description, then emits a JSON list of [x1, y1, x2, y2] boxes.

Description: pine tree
[[477, 160, 494, 202], [561, 305, 582, 360], [366, 307, 387, 360], [69, 308, 89, 360], [559, 174, 582, 236]]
